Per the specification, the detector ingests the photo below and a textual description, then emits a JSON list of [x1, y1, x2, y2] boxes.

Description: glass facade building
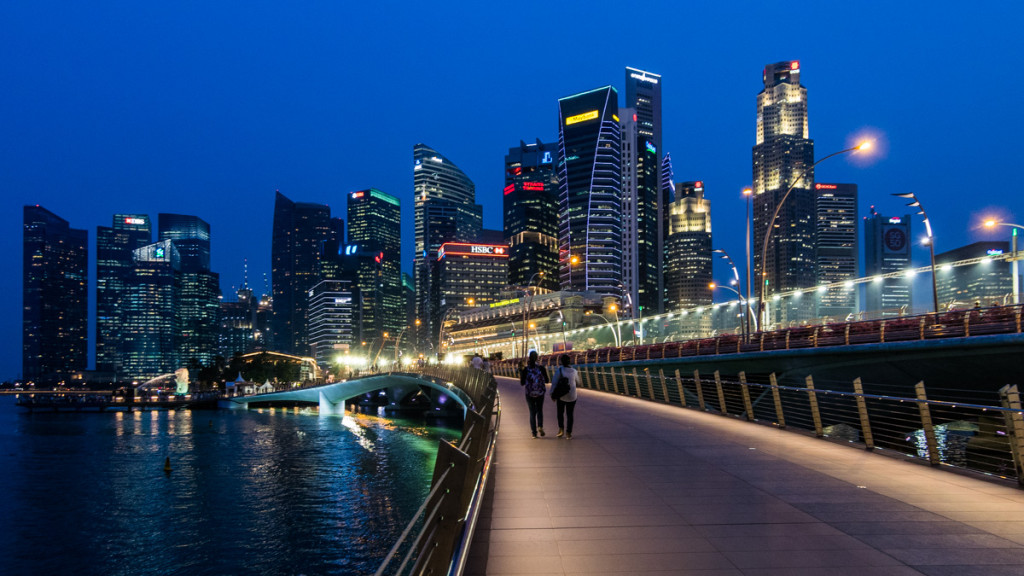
[[753, 61, 816, 325], [665, 182, 712, 310], [159, 214, 219, 368], [23, 205, 89, 383], [503, 139, 559, 292], [122, 240, 181, 380], [557, 86, 622, 296], [936, 242, 1013, 309], [96, 214, 152, 374], [347, 188, 403, 344], [624, 67, 662, 316], [863, 209, 913, 316], [815, 183, 859, 320], [307, 279, 357, 369]]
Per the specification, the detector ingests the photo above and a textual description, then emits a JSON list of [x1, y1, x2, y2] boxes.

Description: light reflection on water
[[0, 396, 456, 576]]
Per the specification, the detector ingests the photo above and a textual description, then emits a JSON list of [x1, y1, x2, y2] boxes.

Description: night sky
[[3, 2, 1022, 381]]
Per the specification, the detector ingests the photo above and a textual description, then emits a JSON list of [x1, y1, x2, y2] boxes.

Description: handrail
[[376, 366, 500, 576]]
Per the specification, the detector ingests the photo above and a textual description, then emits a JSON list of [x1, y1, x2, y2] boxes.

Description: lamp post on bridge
[[894, 192, 939, 314], [983, 219, 1023, 305], [758, 141, 872, 330], [713, 249, 747, 341], [521, 272, 544, 359], [743, 186, 754, 334]]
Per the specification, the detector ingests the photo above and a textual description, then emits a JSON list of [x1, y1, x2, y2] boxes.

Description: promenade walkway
[[465, 376, 1024, 575]]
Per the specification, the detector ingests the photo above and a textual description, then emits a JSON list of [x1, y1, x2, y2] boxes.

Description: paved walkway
[[464, 376, 1024, 575]]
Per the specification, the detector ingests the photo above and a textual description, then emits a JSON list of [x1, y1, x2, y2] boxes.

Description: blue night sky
[[2, 2, 1022, 380]]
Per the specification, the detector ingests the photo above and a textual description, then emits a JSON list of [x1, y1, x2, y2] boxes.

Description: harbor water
[[0, 395, 456, 575]]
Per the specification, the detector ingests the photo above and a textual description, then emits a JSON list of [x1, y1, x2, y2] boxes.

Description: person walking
[[550, 354, 580, 439], [519, 350, 548, 438]]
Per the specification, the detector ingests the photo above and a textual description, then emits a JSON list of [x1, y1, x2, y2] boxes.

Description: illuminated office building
[[935, 242, 1013, 309], [752, 60, 816, 324], [503, 139, 559, 292], [159, 214, 220, 367], [122, 240, 181, 380], [219, 285, 272, 358], [307, 279, 357, 368], [96, 214, 151, 374], [815, 183, 859, 320], [348, 188, 403, 343], [23, 205, 88, 383], [624, 67, 662, 315], [557, 86, 622, 296], [413, 144, 481, 347], [665, 182, 712, 309], [864, 208, 912, 316], [436, 242, 509, 349], [272, 191, 336, 354]]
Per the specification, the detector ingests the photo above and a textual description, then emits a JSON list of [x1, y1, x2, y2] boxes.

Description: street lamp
[[742, 186, 754, 334], [758, 141, 872, 329], [438, 309, 459, 358], [712, 249, 745, 340], [983, 219, 1023, 304], [894, 192, 938, 314], [584, 309, 620, 347], [708, 281, 751, 337], [522, 272, 544, 358]]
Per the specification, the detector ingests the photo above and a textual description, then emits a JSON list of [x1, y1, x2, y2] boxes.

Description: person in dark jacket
[[519, 351, 548, 438]]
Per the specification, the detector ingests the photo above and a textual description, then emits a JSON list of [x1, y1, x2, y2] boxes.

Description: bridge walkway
[[465, 376, 1024, 575]]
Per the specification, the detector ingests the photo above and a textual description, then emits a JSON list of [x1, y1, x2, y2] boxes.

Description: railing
[[546, 364, 1024, 487], [502, 304, 1024, 367], [376, 366, 500, 576]]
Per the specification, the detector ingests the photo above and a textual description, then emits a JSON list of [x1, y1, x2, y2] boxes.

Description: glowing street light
[[894, 191, 938, 313], [983, 218, 1024, 304]]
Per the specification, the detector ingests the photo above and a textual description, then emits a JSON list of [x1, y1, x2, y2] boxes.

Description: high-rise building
[[935, 242, 1014, 309], [413, 144, 481, 347], [23, 205, 88, 383], [753, 61, 816, 325], [557, 86, 622, 297], [665, 182, 712, 310], [218, 285, 272, 359], [271, 191, 336, 354], [348, 188, 403, 343], [96, 214, 152, 374], [503, 139, 559, 292], [159, 214, 220, 368], [815, 183, 859, 320], [436, 242, 509, 350], [122, 240, 181, 380], [624, 67, 662, 316], [864, 208, 912, 316], [307, 279, 357, 369], [659, 153, 676, 312]]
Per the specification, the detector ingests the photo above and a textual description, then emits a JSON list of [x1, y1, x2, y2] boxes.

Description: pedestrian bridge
[[219, 372, 474, 416]]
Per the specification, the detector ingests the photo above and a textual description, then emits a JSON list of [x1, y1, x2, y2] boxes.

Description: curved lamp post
[[709, 280, 752, 338], [712, 249, 746, 340], [984, 219, 1023, 304], [742, 186, 754, 334], [757, 141, 872, 329], [894, 192, 938, 314]]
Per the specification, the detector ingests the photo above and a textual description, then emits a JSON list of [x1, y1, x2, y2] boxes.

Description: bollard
[[999, 384, 1024, 486], [714, 370, 728, 415], [852, 378, 875, 450], [693, 369, 706, 411], [915, 381, 941, 466], [739, 371, 754, 422], [805, 375, 823, 438], [769, 373, 786, 428]]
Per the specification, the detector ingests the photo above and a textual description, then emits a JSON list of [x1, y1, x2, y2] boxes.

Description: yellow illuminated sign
[[565, 110, 599, 125], [489, 298, 521, 308], [612, 114, 619, 122]]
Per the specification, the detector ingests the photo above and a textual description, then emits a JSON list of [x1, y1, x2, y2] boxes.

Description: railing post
[[845, 324, 850, 346], [422, 440, 470, 575], [714, 370, 728, 415], [852, 378, 874, 450], [582, 367, 593, 390], [739, 371, 754, 421], [611, 368, 621, 395], [785, 330, 791, 350], [805, 375, 823, 437], [915, 381, 941, 466], [658, 369, 669, 404], [1017, 307, 1022, 333], [999, 385, 1024, 486], [769, 373, 786, 428], [919, 316, 926, 340], [880, 320, 886, 343], [759, 332, 765, 352], [645, 368, 655, 400], [964, 313, 971, 337], [675, 369, 685, 407], [693, 369, 706, 411], [632, 367, 642, 398], [812, 327, 819, 348]]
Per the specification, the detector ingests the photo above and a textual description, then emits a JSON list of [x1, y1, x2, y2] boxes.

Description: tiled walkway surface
[[464, 376, 1024, 575]]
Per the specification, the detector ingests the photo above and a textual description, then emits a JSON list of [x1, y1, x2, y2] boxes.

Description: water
[[0, 395, 458, 576]]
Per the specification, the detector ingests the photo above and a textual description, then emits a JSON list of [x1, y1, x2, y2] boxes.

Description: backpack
[[524, 365, 546, 398]]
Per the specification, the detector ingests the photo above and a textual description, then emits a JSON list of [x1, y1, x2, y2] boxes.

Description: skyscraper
[[624, 67, 662, 316], [864, 208, 912, 316], [122, 240, 181, 380], [23, 205, 88, 383], [96, 214, 152, 374], [307, 279, 357, 369], [348, 188, 403, 343], [271, 191, 336, 354], [815, 183, 859, 320], [503, 139, 559, 292], [935, 242, 1014, 308], [659, 153, 676, 312], [753, 61, 816, 325], [159, 214, 220, 367], [437, 242, 509, 351], [557, 86, 622, 297], [665, 182, 712, 310], [413, 144, 481, 347]]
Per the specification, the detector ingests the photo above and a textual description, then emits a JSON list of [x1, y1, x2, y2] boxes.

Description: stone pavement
[[464, 376, 1024, 575]]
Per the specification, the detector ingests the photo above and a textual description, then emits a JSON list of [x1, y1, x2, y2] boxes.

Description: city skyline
[[3, 3, 1023, 380]]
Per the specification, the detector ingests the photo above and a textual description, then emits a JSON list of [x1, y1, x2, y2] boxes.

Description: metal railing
[[500, 361, 1024, 487], [376, 366, 500, 576]]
